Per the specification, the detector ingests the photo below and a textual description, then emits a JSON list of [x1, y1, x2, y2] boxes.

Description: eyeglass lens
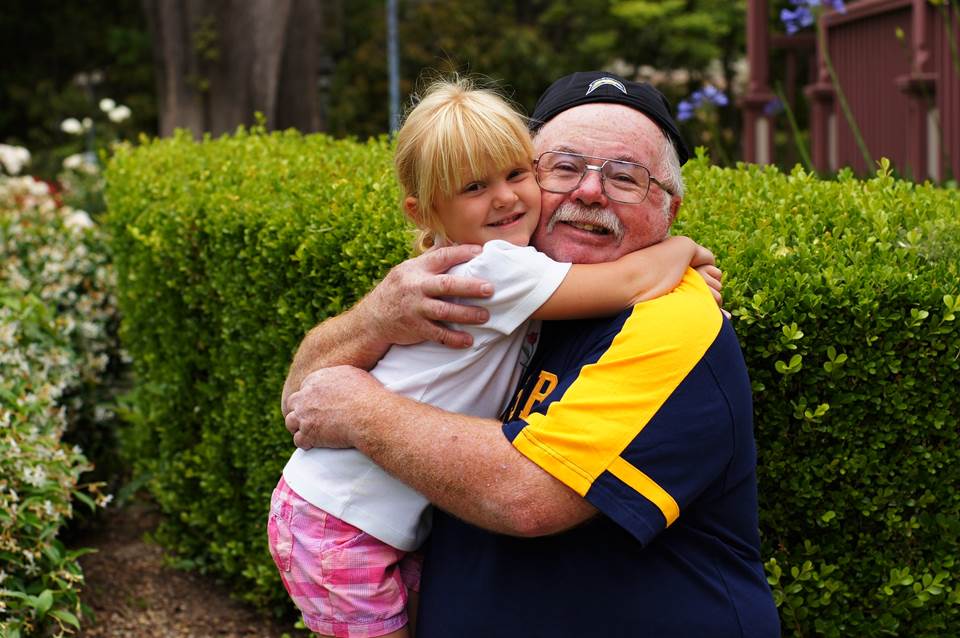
[[536, 152, 650, 204]]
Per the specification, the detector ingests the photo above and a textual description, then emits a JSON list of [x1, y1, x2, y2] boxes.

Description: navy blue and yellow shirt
[[417, 270, 780, 638]]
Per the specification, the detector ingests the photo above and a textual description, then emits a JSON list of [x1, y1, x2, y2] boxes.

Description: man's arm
[[285, 366, 597, 536], [281, 244, 493, 413]]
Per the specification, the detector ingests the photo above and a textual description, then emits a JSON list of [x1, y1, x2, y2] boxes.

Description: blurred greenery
[[1, 0, 751, 178], [326, 0, 745, 155], [0, 0, 156, 178]]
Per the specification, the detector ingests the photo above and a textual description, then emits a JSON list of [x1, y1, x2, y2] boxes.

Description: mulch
[[71, 496, 307, 638]]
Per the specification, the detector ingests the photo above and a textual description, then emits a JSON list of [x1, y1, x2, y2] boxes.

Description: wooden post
[[742, 0, 775, 164], [805, 16, 835, 173], [896, 0, 938, 180]]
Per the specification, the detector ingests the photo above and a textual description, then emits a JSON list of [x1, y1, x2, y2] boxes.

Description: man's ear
[[403, 196, 421, 223], [668, 196, 682, 224]]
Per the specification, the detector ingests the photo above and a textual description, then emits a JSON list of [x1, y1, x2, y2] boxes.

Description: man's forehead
[[533, 103, 664, 162]]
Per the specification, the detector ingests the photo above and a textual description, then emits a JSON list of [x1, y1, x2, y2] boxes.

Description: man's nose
[[571, 168, 608, 207]]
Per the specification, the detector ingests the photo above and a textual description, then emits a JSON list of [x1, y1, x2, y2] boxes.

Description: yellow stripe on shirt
[[608, 456, 680, 526], [511, 269, 723, 498]]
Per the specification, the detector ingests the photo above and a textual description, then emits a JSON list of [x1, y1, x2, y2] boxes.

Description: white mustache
[[545, 202, 625, 244]]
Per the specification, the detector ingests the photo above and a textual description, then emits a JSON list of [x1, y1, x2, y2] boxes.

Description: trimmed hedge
[[103, 128, 412, 616], [104, 129, 960, 634]]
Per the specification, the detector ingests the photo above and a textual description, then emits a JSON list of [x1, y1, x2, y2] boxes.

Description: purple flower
[[781, 0, 846, 34], [822, 0, 847, 12], [677, 100, 696, 122], [764, 98, 784, 116], [676, 85, 729, 121], [781, 7, 814, 34], [701, 85, 729, 107]]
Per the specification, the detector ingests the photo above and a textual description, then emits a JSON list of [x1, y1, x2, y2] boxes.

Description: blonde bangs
[[426, 99, 534, 202], [394, 77, 534, 251]]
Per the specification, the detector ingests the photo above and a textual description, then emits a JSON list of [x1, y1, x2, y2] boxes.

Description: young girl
[[269, 78, 714, 638]]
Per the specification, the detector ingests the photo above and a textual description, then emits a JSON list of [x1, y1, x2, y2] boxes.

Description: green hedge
[[103, 128, 412, 617], [104, 130, 960, 634]]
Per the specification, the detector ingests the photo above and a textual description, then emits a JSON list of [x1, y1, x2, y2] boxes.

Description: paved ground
[[71, 497, 308, 638]]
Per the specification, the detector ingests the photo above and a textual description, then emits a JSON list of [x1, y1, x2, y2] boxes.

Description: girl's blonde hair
[[394, 76, 534, 252]]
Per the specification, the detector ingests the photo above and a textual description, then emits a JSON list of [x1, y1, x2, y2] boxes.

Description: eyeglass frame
[[533, 150, 674, 205]]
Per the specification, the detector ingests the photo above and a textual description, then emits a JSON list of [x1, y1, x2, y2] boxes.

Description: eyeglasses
[[533, 151, 673, 205]]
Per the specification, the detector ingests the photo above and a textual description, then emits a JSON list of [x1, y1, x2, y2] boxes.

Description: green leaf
[[50, 608, 81, 629], [35, 589, 54, 616]]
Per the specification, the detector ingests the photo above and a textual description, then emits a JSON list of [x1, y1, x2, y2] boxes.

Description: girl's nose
[[493, 184, 519, 209]]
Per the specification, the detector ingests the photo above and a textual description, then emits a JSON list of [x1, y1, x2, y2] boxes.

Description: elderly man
[[282, 72, 780, 637]]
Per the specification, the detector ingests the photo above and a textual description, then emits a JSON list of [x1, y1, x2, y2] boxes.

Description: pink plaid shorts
[[268, 477, 422, 638]]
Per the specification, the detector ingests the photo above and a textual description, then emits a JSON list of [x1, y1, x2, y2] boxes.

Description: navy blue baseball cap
[[530, 71, 691, 165]]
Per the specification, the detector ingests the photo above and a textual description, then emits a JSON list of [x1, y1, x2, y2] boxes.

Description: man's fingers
[[430, 324, 474, 349], [421, 273, 493, 300], [284, 410, 300, 435], [421, 298, 489, 325], [293, 430, 312, 450], [422, 244, 483, 273]]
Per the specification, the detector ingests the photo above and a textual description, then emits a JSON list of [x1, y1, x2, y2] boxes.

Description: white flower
[[0, 144, 30, 175], [61, 118, 83, 135], [82, 117, 93, 130], [27, 178, 49, 197], [99, 98, 116, 112], [63, 153, 84, 170], [22, 465, 48, 488], [64, 210, 94, 231], [0, 322, 16, 346], [108, 105, 132, 123]]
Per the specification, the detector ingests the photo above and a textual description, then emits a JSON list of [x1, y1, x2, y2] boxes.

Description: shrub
[[103, 128, 412, 614], [105, 130, 960, 634], [0, 175, 119, 637], [678, 153, 960, 636]]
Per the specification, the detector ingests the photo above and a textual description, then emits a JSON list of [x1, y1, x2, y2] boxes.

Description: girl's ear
[[403, 196, 421, 223]]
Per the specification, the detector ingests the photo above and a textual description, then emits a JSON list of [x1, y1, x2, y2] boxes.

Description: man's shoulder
[[617, 269, 724, 351]]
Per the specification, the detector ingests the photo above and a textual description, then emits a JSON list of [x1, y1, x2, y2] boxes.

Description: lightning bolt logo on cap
[[585, 77, 628, 95]]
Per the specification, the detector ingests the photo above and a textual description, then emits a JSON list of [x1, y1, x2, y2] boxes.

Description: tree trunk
[[142, 0, 324, 137]]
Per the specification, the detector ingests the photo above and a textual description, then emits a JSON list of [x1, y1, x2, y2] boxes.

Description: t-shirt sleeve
[[449, 240, 571, 337], [502, 272, 733, 545]]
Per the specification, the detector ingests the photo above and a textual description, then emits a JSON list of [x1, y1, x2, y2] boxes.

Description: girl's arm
[[532, 236, 714, 320]]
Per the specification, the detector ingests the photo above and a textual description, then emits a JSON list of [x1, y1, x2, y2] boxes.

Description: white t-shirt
[[282, 240, 571, 550]]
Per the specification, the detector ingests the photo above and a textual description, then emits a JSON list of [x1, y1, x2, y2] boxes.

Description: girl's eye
[[508, 168, 529, 180], [462, 182, 484, 193]]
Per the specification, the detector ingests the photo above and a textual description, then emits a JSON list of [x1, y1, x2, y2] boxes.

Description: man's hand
[[280, 244, 494, 415], [364, 244, 494, 349], [285, 366, 380, 449]]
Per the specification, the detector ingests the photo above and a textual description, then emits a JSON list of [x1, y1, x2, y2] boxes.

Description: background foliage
[[1, 0, 751, 179], [103, 128, 412, 617], [0, 175, 121, 636], [105, 130, 960, 634], [0, 0, 155, 179]]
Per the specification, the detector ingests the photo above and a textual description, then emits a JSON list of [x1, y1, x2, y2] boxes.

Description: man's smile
[[560, 221, 613, 235]]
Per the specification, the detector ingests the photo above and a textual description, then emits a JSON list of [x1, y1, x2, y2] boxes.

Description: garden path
[[71, 496, 305, 638]]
